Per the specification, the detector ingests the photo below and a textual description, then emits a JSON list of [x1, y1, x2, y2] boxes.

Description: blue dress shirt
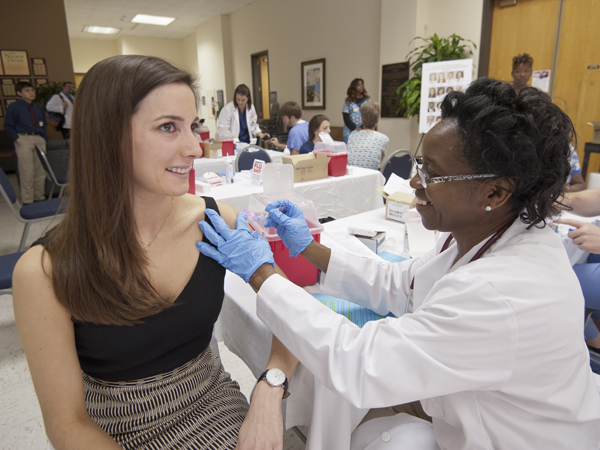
[[3, 99, 48, 141]]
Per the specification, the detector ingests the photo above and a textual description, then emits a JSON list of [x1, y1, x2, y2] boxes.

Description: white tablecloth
[[215, 208, 411, 450], [200, 166, 385, 220]]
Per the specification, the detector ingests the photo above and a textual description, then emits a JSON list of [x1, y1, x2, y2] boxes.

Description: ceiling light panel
[[83, 26, 121, 34], [131, 14, 176, 26]]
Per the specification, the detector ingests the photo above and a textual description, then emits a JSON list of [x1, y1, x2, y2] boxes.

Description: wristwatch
[[256, 368, 289, 399]]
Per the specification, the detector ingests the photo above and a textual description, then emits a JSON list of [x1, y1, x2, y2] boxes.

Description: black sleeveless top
[[71, 197, 226, 381]]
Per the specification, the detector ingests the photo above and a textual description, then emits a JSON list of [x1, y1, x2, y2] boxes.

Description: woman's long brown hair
[[44, 55, 197, 325]]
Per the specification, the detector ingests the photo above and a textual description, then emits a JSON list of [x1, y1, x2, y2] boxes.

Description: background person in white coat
[[217, 84, 269, 144], [46, 81, 74, 139], [198, 78, 600, 449]]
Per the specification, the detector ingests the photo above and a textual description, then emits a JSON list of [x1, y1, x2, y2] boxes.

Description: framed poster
[[1, 50, 30, 75], [35, 78, 48, 86], [2, 78, 17, 97], [381, 62, 409, 118], [301, 59, 325, 110], [31, 58, 47, 76], [419, 59, 473, 133]]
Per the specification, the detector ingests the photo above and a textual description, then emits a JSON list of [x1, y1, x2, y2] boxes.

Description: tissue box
[[282, 153, 330, 182], [203, 172, 223, 187], [356, 231, 386, 253], [202, 140, 223, 158], [376, 187, 416, 223]]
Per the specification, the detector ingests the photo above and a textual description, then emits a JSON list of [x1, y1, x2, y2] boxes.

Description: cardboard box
[[376, 186, 416, 223], [282, 153, 330, 182], [356, 231, 386, 253], [202, 140, 223, 158], [589, 121, 600, 144]]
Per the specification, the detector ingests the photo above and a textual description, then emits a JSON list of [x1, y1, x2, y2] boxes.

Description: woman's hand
[[555, 218, 600, 254], [197, 210, 274, 283], [264, 200, 314, 257]]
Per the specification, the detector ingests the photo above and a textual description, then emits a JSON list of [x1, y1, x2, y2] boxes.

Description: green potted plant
[[34, 81, 63, 108], [396, 34, 476, 118]]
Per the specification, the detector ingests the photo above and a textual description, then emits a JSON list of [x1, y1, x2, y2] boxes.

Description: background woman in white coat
[[198, 78, 600, 449], [217, 84, 269, 144]]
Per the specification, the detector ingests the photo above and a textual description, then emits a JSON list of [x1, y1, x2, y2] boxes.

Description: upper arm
[[216, 201, 239, 230], [12, 247, 90, 434]]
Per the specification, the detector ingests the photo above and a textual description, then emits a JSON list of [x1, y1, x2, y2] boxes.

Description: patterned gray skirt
[[82, 348, 249, 449]]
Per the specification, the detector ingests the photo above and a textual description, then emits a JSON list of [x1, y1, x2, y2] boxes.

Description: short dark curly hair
[[440, 77, 573, 228], [512, 53, 533, 71]]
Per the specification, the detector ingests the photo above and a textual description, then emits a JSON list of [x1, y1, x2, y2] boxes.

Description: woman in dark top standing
[[13, 55, 296, 450], [342, 78, 371, 144]]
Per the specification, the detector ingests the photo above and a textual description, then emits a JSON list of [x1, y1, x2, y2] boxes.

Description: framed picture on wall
[[301, 58, 325, 110], [35, 78, 48, 86], [2, 78, 17, 97], [1, 50, 30, 75], [31, 58, 47, 76]]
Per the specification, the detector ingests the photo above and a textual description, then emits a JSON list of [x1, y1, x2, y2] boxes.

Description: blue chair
[[0, 166, 67, 252], [35, 145, 68, 198], [380, 149, 414, 182], [0, 252, 25, 295], [235, 145, 272, 171]]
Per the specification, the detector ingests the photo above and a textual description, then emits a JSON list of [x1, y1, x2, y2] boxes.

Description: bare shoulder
[[13, 245, 69, 318], [216, 201, 239, 229], [174, 194, 238, 230]]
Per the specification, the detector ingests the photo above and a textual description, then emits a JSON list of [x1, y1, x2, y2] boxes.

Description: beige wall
[[227, 0, 382, 131], [70, 39, 119, 73], [0, 0, 74, 137]]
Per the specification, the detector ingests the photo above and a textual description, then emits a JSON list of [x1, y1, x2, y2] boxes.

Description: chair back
[[46, 139, 69, 151], [381, 149, 413, 182], [235, 146, 272, 171], [35, 145, 60, 185], [0, 165, 18, 204]]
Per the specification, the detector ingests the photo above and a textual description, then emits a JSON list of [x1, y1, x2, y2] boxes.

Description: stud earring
[[485, 205, 492, 212]]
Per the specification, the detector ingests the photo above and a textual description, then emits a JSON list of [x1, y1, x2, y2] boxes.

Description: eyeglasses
[[414, 157, 497, 189]]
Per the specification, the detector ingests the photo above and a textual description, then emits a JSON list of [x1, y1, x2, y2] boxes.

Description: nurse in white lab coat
[[217, 84, 269, 143], [198, 79, 600, 449]]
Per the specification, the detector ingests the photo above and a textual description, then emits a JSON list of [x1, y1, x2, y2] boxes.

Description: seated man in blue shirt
[[3, 82, 48, 204], [269, 101, 308, 155]]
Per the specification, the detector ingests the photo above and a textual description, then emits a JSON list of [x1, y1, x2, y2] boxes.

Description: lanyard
[[405, 220, 514, 314]]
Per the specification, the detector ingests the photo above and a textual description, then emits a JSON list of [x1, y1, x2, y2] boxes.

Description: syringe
[[242, 204, 289, 222]]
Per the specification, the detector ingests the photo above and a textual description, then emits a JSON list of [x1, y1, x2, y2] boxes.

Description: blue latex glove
[[197, 209, 274, 283], [263, 199, 313, 257]]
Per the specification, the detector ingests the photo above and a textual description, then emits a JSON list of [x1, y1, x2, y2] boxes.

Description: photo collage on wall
[[419, 59, 473, 133]]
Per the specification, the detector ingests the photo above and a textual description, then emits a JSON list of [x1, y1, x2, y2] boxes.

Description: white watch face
[[265, 368, 285, 386]]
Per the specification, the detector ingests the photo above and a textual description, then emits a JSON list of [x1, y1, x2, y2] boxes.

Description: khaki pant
[[14, 135, 46, 204]]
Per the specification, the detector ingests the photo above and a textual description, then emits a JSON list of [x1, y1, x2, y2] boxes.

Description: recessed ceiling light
[[131, 14, 175, 26], [83, 26, 121, 34]]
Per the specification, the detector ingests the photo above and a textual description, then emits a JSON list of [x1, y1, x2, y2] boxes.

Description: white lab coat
[[217, 101, 262, 139], [46, 92, 73, 129], [257, 218, 600, 449]]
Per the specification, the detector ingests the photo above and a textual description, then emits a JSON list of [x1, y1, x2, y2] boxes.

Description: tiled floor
[[0, 173, 305, 449]]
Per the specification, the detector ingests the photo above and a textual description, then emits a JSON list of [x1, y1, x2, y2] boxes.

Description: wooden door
[[553, 0, 600, 172], [488, 0, 560, 84]]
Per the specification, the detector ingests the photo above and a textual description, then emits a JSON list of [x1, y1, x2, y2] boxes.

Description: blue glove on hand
[[263, 199, 313, 257], [197, 209, 274, 283]]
